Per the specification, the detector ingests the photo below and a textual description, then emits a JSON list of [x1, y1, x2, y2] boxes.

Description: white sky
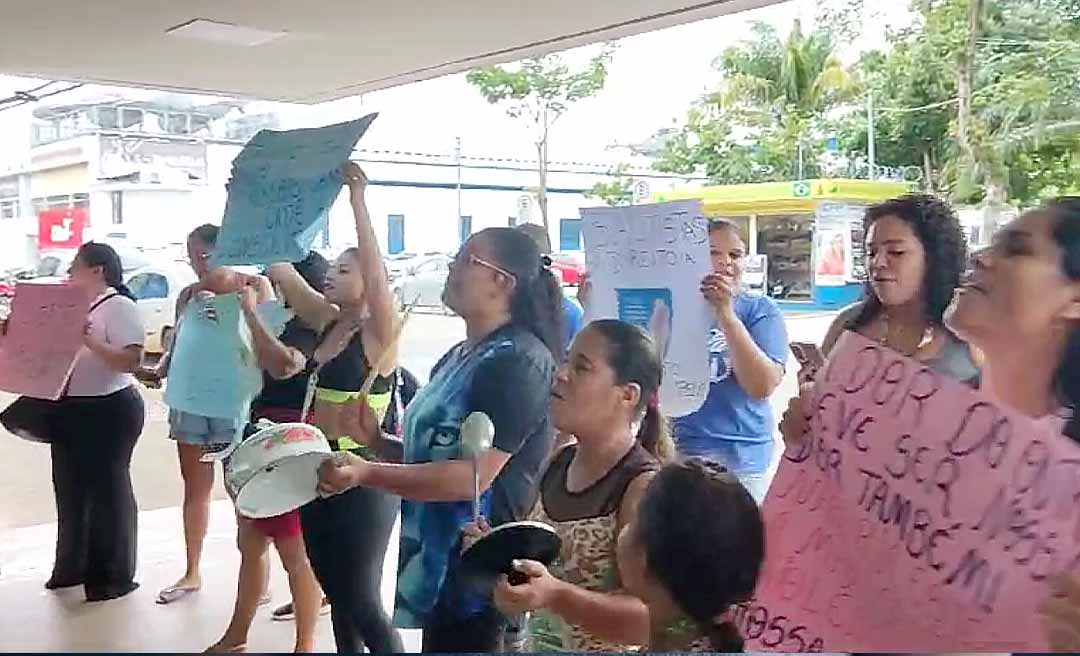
[[0, 0, 911, 169]]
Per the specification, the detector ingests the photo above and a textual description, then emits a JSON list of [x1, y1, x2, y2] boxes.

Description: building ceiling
[[0, 0, 781, 103]]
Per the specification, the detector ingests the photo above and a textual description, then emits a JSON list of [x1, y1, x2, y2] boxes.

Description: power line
[[0, 82, 85, 114]]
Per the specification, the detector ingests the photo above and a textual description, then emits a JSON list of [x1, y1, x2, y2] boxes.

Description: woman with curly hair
[[780, 195, 979, 446], [818, 194, 979, 381]]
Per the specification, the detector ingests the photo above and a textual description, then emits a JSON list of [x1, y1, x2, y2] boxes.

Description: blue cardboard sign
[[210, 114, 378, 266]]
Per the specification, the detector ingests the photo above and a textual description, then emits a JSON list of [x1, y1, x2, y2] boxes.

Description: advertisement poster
[[745, 331, 1078, 653], [37, 207, 88, 251], [581, 200, 712, 417], [815, 201, 867, 284]]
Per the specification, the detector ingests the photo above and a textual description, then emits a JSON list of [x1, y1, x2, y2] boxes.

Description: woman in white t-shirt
[[48, 242, 147, 602]]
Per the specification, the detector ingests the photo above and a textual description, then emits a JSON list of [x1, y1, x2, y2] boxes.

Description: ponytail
[[482, 228, 564, 360], [636, 404, 675, 462], [113, 282, 136, 301], [705, 617, 744, 653], [511, 265, 564, 360]]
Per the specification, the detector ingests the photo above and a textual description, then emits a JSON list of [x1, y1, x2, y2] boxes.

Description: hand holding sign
[[701, 272, 737, 317], [342, 161, 368, 196], [0, 283, 90, 399], [750, 331, 1080, 653]]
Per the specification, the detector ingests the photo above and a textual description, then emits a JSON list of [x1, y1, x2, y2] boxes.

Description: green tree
[[467, 45, 615, 229], [655, 21, 854, 183], [588, 164, 634, 207], [837, 0, 1080, 207]]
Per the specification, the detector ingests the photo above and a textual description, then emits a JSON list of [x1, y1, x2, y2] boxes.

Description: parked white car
[[125, 261, 197, 354], [391, 254, 453, 311]]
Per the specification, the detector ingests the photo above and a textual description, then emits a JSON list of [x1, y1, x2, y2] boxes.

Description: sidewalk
[[0, 500, 419, 653]]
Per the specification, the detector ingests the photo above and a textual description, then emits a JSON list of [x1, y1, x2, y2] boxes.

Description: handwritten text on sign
[[581, 200, 712, 417], [0, 283, 89, 399], [164, 294, 263, 421], [211, 114, 378, 267], [746, 331, 1079, 652]]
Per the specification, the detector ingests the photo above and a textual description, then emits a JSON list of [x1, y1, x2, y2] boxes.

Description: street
[[0, 310, 835, 531]]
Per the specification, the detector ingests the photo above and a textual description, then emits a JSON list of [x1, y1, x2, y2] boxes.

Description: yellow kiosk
[[656, 179, 911, 311]]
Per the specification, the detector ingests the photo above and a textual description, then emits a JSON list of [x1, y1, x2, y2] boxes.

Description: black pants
[[49, 386, 144, 595], [301, 485, 403, 654], [421, 606, 504, 653]]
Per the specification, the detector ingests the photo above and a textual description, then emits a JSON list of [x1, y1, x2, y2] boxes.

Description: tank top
[[310, 321, 391, 396], [528, 442, 659, 652], [931, 332, 981, 387]]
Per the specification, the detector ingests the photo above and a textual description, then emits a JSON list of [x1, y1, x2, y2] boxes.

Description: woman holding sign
[[780, 196, 979, 452], [49, 242, 146, 601], [818, 195, 978, 382], [670, 219, 789, 504], [938, 198, 1080, 650], [144, 224, 275, 606], [318, 227, 561, 652], [264, 163, 404, 654]]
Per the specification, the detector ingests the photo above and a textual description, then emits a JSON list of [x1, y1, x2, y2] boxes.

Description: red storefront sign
[[38, 207, 88, 250]]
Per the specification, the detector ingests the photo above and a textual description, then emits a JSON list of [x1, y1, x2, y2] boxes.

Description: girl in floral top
[[471, 319, 672, 651], [616, 459, 764, 653]]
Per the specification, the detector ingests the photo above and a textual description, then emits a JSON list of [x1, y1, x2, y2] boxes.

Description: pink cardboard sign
[[0, 283, 89, 399], [743, 331, 1080, 653]]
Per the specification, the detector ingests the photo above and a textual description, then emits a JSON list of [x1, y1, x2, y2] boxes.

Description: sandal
[[203, 640, 247, 653], [156, 584, 199, 605]]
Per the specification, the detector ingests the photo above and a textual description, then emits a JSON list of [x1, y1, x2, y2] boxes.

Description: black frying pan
[[459, 520, 561, 591]]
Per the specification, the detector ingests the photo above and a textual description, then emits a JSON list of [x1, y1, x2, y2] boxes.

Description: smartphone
[[790, 342, 825, 369]]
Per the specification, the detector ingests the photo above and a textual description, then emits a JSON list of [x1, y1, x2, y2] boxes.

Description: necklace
[[879, 313, 935, 356]]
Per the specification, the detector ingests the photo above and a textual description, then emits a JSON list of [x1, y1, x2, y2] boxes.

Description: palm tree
[[711, 21, 855, 124]]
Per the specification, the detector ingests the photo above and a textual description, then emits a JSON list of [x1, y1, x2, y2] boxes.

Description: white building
[[0, 96, 698, 272]]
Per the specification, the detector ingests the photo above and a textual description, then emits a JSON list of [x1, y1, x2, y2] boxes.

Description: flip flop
[[203, 641, 247, 654], [156, 585, 199, 605]]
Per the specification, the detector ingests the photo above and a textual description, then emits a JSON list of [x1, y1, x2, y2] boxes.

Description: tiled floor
[[0, 500, 421, 653]]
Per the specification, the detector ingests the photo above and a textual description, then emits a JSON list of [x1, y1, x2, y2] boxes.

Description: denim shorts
[[168, 409, 242, 448]]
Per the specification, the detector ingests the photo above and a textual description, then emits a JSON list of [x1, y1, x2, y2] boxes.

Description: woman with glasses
[[667, 219, 789, 504], [318, 227, 562, 652]]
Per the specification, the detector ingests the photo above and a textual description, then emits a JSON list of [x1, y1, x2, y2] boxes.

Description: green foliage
[[658, 0, 1080, 206], [467, 45, 616, 225], [588, 164, 635, 207], [655, 20, 854, 184]]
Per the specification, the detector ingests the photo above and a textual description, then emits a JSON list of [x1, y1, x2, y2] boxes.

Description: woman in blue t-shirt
[[671, 219, 789, 504], [318, 227, 563, 652]]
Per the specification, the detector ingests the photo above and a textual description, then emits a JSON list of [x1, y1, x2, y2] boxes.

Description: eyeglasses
[[454, 252, 516, 281]]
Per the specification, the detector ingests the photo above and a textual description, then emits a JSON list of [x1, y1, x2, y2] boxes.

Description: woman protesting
[[318, 227, 562, 652], [468, 320, 671, 652], [258, 163, 403, 653]]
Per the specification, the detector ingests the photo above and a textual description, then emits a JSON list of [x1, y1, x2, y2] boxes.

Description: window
[[0, 199, 16, 220], [388, 215, 405, 255], [459, 215, 472, 245], [559, 218, 583, 251], [111, 191, 123, 225], [127, 273, 169, 300]]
